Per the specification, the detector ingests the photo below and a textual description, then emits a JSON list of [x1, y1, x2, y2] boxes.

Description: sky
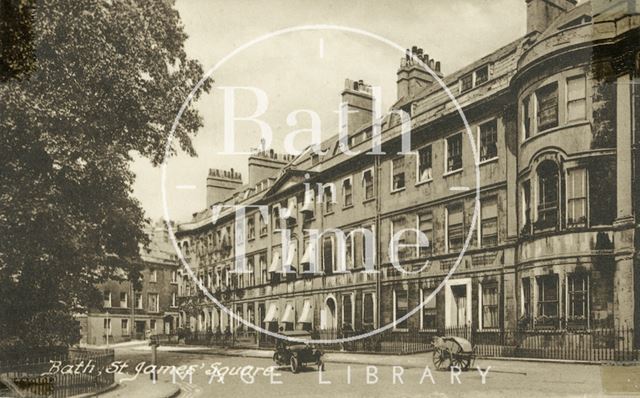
[[130, 0, 527, 223]]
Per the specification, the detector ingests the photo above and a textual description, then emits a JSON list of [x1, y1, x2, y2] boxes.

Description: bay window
[[536, 161, 559, 231], [536, 82, 558, 132], [536, 275, 559, 328], [566, 75, 586, 122], [566, 168, 587, 227], [567, 273, 589, 329]]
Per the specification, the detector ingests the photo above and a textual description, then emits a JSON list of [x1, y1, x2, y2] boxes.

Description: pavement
[[110, 346, 639, 397], [96, 373, 180, 398], [95, 341, 640, 396]]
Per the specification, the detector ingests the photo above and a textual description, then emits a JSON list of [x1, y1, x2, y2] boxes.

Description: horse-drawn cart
[[432, 336, 475, 370]]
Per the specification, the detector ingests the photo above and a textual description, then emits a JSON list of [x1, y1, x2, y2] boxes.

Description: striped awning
[[298, 300, 313, 324], [268, 251, 281, 273], [281, 303, 295, 324], [284, 197, 297, 220], [301, 189, 315, 213], [263, 303, 279, 323], [283, 242, 297, 270]]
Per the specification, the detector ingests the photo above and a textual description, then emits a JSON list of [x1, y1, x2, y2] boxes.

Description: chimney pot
[[435, 61, 441, 72]]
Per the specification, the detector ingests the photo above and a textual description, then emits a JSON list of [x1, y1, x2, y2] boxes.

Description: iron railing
[[0, 347, 115, 398], [159, 326, 640, 362]]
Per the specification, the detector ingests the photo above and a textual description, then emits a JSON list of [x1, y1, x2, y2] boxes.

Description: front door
[[445, 279, 471, 331], [135, 321, 146, 340], [453, 286, 467, 327]]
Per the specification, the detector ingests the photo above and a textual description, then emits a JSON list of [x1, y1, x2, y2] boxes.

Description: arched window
[[536, 161, 559, 230]]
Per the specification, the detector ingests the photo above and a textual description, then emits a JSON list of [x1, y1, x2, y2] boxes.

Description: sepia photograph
[[1, 0, 640, 396]]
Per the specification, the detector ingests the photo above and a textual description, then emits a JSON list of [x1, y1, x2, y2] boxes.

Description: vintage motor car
[[272, 331, 324, 373]]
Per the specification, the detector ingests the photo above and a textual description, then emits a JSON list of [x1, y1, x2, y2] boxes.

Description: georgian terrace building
[[175, 0, 640, 347]]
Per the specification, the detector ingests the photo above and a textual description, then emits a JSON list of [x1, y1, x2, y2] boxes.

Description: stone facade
[[175, 0, 640, 346], [78, 221, 179, 345]]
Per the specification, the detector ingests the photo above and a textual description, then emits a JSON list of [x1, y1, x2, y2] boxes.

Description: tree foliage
[[0, 0, 210, 347]]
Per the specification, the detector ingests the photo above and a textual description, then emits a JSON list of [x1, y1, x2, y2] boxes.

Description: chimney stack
[[341, 78, 373, 136], [397, 46, 443, 100], [526, 0, 578, 35], [247, 149, 295, 186], [206, 168, 243, 207]]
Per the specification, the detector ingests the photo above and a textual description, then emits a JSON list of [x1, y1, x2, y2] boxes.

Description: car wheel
[[290, 356, 299, 373], [273, 352, 280, 365]]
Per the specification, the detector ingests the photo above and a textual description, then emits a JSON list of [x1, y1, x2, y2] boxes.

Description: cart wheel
[[452, 356, 471, 371], [290, 356, 299, 373], [432, 347, 449, 370]]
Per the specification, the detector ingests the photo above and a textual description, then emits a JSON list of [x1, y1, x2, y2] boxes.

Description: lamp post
[[106, 311, 110, 348]]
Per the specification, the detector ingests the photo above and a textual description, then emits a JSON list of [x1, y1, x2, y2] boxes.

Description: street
[[106, 346, 633, 397]]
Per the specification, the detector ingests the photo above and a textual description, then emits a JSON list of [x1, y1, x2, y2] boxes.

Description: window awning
[[300, 243, 313, 265], [283, 198, 297, 220], [283, 242, 297, 270], [298, 300, 313, 323], [301, 189, 315, 214], [268, 251, 281, 273], [281, 303, 295, 323], [220, 228, 230, 246], [263, 303, 279, 323]]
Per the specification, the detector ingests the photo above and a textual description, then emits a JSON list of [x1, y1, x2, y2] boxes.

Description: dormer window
[[475, 65, 489, 85], [459, 64, 491, 93], [460, 74, 473, 93]]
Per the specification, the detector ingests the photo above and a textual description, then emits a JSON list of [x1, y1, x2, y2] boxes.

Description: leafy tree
[[0, 0, 210, 348]]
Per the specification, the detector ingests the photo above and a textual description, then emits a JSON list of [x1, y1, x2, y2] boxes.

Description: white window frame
[[416, 211, 433, 257], [150, 269, 157, 283], [565, 273, 590, 329], [565, 167, 588, 227], [135, 292, 143, 309], [415, 144, 433, 184], [478, 282, 500, 331], [444, 132, 463, 175], [120, 292, 128, 308], [361, 167, 375, 201], [341, 293, 355, 327], [362, 291, 377, 328], [171, 292, 177, 308], [419, 288, 437, 331], [392, 288, 409, 331], [171, 270, 177, 284], [103, 291, 112, 308], [565, 74, 587, 123], [479, 195, 498, 247], [342, 176, 353, 208], [121, 319, 129, 335], [272, 204, 282, 230], [390, 156, 406, 193], [103, 318, 112, 335], [322, 183, 336, 214], [148, 293, 159, 313], [477, 118, 499, 164]]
